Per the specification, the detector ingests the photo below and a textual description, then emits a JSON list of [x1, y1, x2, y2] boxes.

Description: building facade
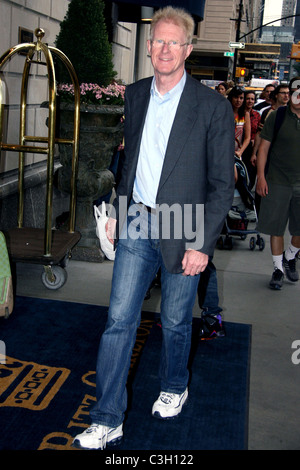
[[0, 0, 257, 177], [2, 0, 286, 231]]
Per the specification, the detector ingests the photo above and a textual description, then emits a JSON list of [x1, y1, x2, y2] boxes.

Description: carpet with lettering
[[0, 296, 251, 450]]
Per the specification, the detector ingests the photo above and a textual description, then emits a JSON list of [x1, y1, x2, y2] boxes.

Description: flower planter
[[58, 102, 124, 261]]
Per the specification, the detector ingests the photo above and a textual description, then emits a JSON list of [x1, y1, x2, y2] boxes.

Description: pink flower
[[57, 82, 125, 105]]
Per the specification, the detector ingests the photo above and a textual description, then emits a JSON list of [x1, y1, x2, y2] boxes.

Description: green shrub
[[55, 0, 116, 86]]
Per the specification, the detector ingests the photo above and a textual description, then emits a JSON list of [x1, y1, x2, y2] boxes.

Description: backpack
[[265, 106, 287, 174]]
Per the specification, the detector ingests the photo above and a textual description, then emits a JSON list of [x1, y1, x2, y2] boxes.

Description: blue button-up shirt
[[132, 72, 186, 208]]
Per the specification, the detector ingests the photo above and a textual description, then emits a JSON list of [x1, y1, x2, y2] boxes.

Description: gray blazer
[[114, 74, 235, 273]]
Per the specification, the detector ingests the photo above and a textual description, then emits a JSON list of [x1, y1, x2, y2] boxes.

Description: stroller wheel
[[258, 236, 265, 251], [224, 236, 233, 250], [217, 236, 224, 250], [249, 237, 256, 251]]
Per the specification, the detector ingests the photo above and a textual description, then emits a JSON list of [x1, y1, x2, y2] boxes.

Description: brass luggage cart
[[0, 28, 81, 289]]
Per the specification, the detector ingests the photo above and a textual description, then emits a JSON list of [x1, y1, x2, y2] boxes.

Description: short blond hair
[[150, 6, 195, 44]]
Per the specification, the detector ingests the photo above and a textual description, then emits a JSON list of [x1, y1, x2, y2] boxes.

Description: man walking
[[256, 76, 300, 289], [73, 6, 235, 450], [251, 83, 290, 168], [254, 83, 276, 115]]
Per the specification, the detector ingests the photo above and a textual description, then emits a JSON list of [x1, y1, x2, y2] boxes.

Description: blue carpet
[[0, 296, 251, 451]]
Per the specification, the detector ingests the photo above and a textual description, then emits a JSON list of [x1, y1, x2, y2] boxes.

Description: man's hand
[[256, 138, 270, 197], [250, 154, 257, 166], [105, 217, 117, 244], [256, 175, 268, 197], [181, 249, 208, 276]]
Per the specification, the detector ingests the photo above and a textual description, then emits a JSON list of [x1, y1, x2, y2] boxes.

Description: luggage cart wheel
[[42, 265, 68, 290]]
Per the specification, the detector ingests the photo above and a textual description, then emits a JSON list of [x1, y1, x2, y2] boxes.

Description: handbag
[[0, 231, 14, 318], [94, 202, 115, 261]]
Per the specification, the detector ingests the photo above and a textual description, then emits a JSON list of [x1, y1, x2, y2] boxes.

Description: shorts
[[257, 181, 300, 236]]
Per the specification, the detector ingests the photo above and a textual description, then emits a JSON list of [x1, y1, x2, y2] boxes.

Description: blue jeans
[[90, 203, 200, 427]]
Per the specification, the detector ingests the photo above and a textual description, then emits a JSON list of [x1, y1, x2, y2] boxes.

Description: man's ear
[[147, 39, 152, 55], [185, 44, 193, 60]]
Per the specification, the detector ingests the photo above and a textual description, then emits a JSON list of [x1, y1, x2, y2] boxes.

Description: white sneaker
[[245, 209, 256, 222], [72, 423, 123, 450], [228, 209, 242, 220], [152, 388, 188, 419]]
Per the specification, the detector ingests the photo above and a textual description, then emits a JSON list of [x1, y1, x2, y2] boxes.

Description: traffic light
[[236, 67, 247, 78], [291, 42, 300, 62]]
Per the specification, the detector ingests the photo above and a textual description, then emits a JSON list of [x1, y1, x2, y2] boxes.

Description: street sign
[[229, 42, 245, 49], [224, 52, 234, 57]]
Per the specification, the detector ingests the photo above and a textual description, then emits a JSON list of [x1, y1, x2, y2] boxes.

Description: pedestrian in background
[[256, 77, 300, 290]]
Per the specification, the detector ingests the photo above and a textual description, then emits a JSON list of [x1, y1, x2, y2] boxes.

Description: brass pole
[[18, 48, 35, 228], [37, 31, 57, 257], [49, 46, 80, 233]]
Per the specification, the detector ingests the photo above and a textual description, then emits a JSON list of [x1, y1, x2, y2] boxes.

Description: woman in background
[[216, 82, 228, 97], [228, 86, 251, 161], [228, 87, 253, 220], [241, 90, 261, 188]]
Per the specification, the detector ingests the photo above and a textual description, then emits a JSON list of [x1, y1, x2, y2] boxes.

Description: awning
[[111, 0, 206, 22]]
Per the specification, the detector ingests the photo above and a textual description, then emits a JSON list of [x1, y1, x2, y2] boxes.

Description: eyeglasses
[[278, 91, 290, 95], [151, 39, 188, 50]]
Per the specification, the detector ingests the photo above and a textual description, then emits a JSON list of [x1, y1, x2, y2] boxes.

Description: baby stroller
[[217, 156, 265, 251]]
